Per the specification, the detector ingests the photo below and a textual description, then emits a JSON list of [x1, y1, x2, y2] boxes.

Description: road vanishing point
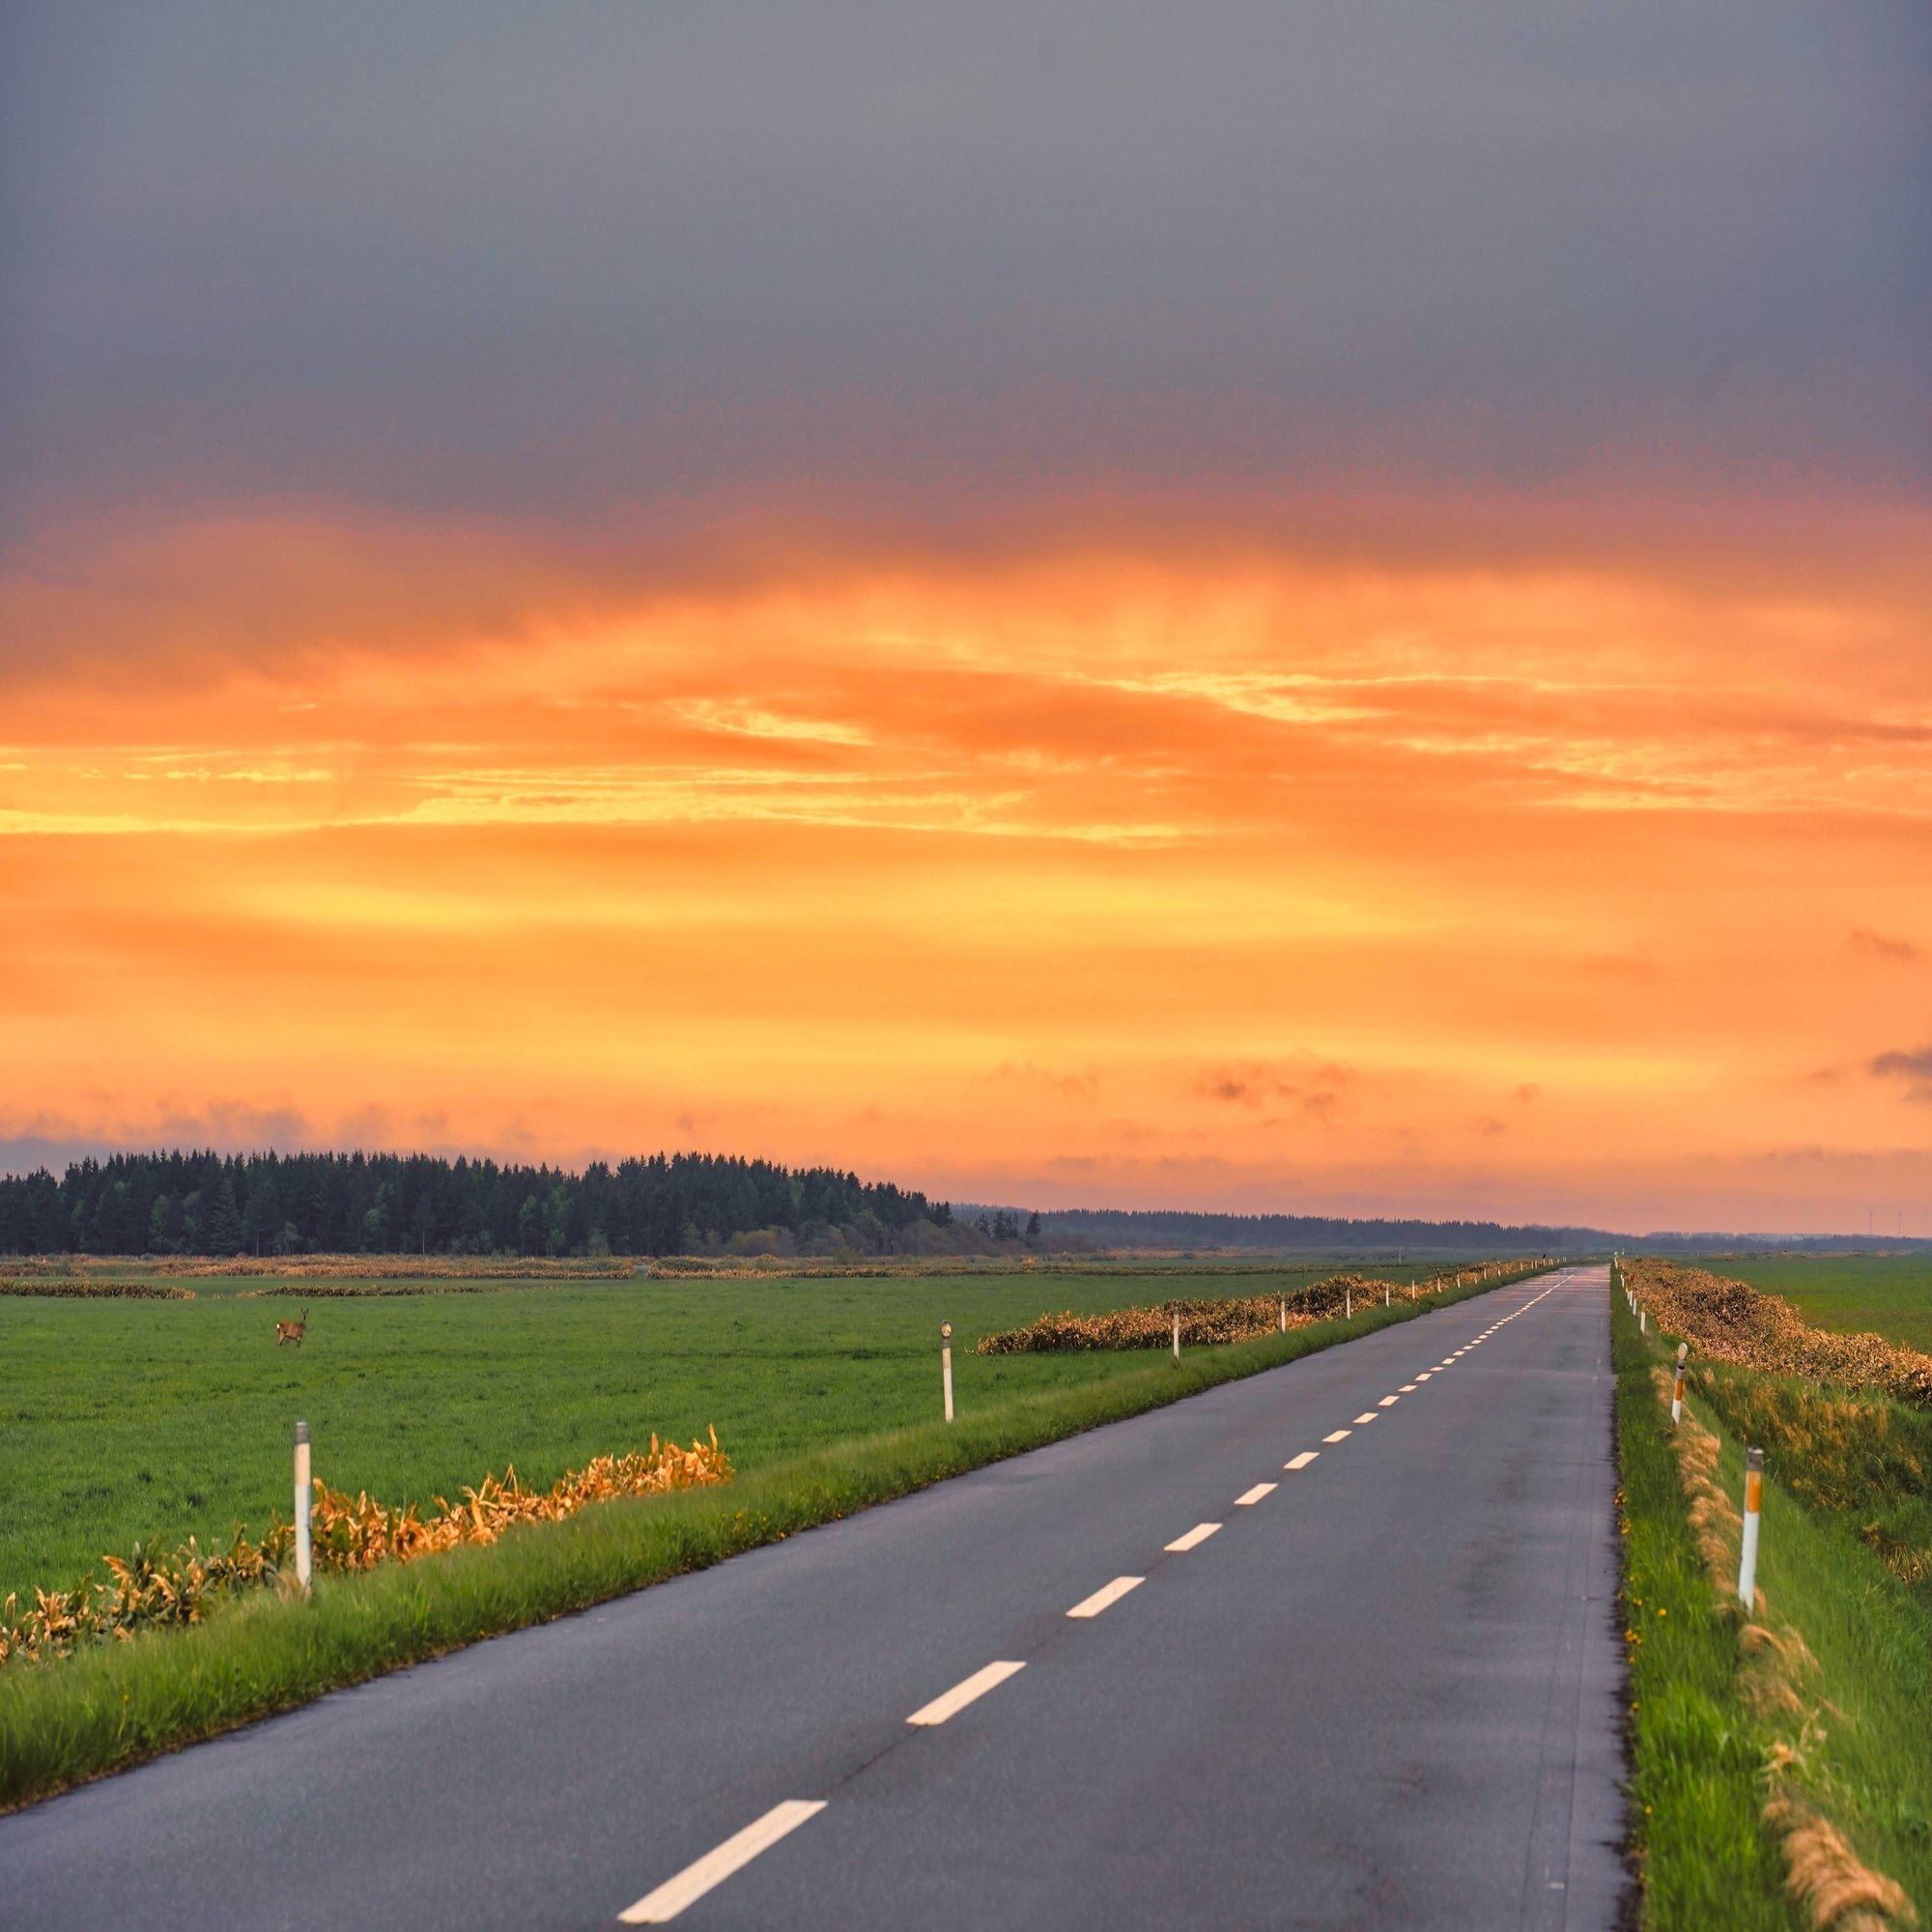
[[1, 1264, 1626, 1930]]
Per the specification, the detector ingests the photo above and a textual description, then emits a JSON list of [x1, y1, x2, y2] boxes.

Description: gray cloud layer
[[3, 0, 1927, 534]]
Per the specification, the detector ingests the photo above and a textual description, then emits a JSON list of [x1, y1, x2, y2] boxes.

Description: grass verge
[[0, 1264, 1544, 1811], [1614, 1279, 1929, 1929]]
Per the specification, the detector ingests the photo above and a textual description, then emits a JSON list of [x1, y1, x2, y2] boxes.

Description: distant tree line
[[0, 1150, 969, 1260], [1023, 1208, 1911, 1255], [1028, 1208, 1601, 1253]]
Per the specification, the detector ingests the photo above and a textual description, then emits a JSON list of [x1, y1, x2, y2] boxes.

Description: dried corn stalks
[[1628, 1262, 1932, 1410], [976, 1294, 1319, 1353], [0, 1431, 730, 1667], [307, 1431, 731, 1569], [0, 1280, 194, 1299], [975, 1262, 1530, 1354], [0, 1522, 294, 1666]]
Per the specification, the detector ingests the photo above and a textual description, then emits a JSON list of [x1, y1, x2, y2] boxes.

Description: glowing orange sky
[[1, 498, 1927, 1231]]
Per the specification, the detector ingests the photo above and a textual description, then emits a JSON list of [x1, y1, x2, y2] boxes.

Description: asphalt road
[[0, 1265, 1626, 1930]]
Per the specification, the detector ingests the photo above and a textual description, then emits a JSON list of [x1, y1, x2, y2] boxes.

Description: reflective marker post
[[1738, 1447, 1764, 1605], [1671, 1342, 1688, 1426], [293, 1419, 313, 1596], [1279, 1296, 1287, 1333], [1172, 1306, 1180, 1363], [940, 1322, 954, 1424]]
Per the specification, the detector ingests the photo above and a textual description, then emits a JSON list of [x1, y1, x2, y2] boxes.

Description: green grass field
[[0, 1262, 1452, 1603], [1692, 1253, 1932, 1352]]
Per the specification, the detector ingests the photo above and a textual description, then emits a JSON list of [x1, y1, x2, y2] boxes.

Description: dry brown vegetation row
[[0, 1433, 731, 1668], [3, 1254, 639, 1281], [1625, 1262, 1932, 1409], [1653, 1370, 1916, 1930], [0, 1280, 194, 1299], [976, 1262, 1529, 1353]]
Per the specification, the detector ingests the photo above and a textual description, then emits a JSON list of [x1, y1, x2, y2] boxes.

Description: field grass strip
[[1612, 1277, 1927, 1930], [0, 1262, 1546, 1812]]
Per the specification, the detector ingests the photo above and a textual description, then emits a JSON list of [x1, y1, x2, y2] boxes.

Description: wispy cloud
[[1853, 928, 1922, 966], [1870, 1046, 1932, 1104]]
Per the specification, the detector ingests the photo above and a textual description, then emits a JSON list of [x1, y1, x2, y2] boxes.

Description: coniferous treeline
[[0, 1150, 955, 1260]]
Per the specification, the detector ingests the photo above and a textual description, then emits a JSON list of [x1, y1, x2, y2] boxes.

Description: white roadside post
[[1345, 1287, 1351, 1321], [1172, 1306, 1181, 1363], [1738, 1447, 1764, 1605], [1278, 1295, 1286, 1333], [293, 1419, 313, 1597], [1384, 1286, 1389, 1308], [1671, 1343, 1688, 1425], [1639, 1307, 1646, 1334], [940, 1322, 954, 1424]]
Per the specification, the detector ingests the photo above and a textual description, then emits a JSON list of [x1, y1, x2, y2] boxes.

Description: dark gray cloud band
[[4, 0, 1928, 538]]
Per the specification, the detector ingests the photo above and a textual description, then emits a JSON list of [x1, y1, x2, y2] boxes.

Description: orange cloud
[[2, 499, 1928, 1231]]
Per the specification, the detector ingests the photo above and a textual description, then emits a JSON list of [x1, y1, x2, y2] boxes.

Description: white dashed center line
[[907, 1660, 1026, 1727], [1067, 1576, 1144, 1619], [613, 1269, 1571, 1927], [619, 1800, 827, 1923], [1166, 1521, 1221, 1551]]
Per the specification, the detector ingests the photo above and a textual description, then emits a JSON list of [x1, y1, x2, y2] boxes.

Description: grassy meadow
[[1690, 1252, 1932, 1353], [0, 1259, 1453, 1604]]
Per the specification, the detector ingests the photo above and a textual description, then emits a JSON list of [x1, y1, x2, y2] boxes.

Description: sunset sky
[[3, 3, 1928, 1232]]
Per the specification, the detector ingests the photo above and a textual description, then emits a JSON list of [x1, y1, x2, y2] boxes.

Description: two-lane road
[[0, 1266, 1627, 1930]]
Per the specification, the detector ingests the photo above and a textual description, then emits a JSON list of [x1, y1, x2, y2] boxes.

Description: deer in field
[[274, 1305, 309, 1347]]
